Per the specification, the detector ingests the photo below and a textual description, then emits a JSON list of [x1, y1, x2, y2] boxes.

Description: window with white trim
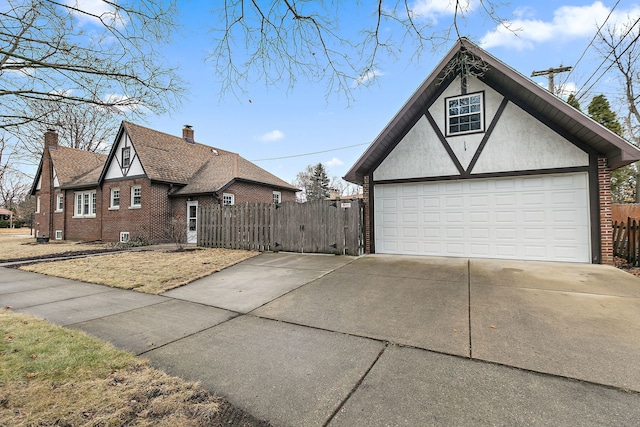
[[446, 92, 484, 136], [222, 193, 234, 206], [55, 230, 62, 240], [130, 186, 141, 208], [36, 196, 41, 213], [55, 194, 64, 212], [110, 188, 120, 209], [122, 147, 131, 168], [74, 191, 97, 217], [120, 231, 130, 243], [273, 191, 281, 204]]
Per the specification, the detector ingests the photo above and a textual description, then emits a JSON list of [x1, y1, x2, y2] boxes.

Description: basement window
[[446, 92, 484, 136], [120, 231, 130, 243], [55, 230, 62, 240]]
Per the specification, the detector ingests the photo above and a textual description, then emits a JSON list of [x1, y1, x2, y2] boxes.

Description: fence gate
[[198, 199, 364, 255], [272, 199, 363, 255]]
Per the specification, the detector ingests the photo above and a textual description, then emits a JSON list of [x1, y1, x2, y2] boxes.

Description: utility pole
[[531, 66, 572, 94]]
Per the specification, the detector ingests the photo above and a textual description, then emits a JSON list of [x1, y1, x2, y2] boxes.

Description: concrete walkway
[[2, 253, 640, 426]]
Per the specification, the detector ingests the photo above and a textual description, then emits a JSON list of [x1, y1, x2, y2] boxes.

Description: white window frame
[[122, 147, 131, 168], [55, 230, 62, 240], [36, 196, 41, 213], [222, 193, 234, 206], [120, 231, 130, 243], [55, 194, 64, 212], [110, 188, 120, 209], [273, 191, 281, 204], [130, 186, 141, 208], [73, 191, 97, 218], [445, 91, 485, 136]]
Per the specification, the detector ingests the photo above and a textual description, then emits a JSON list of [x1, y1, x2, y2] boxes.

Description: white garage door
[[374, 173, 591, 262]]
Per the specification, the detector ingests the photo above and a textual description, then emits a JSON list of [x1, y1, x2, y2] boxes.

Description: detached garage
[[344, 38, 640, 264]]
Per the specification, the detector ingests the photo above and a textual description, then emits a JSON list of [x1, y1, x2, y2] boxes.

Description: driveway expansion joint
[[323, 342, 389, 427]]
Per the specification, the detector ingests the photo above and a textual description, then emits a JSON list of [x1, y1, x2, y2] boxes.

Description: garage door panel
[[374, 173, 590, 262]]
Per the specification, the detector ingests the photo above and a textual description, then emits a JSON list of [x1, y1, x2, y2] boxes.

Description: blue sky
[[135, 1, 639, 186]]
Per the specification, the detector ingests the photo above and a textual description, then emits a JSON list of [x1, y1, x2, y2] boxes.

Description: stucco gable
[[345, 38, 640, 185]]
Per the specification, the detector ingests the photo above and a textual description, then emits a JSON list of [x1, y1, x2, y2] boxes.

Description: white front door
[[187, 201, 198, 244]]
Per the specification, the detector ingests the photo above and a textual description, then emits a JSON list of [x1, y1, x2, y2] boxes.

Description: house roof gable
[[100, 121, 298, 194], [344, 38, 640, 184]]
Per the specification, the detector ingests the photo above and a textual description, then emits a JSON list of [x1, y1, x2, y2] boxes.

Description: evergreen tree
[[566, 94, 582, 111], [588, 95, 622, 136], [308, 163, 330, 201], [293, 163, 331, 202]]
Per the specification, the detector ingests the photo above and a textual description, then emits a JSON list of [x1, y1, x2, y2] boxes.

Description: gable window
[[446, 92, 484, 136], [122, 147, 131, 168], [130, 186, 141, 208], [74, 191, 97, 217], [55, 194, 64, 212], [273, 191, 281, 204], [110, 188, 120, 209], [222, 193, 234, 206]]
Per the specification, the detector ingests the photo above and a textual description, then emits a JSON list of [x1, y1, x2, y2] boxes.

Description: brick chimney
[[45, 128, 58, 150], [183, 125, 194, 143]]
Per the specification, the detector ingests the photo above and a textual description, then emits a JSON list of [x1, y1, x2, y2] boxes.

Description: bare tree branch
[[0, 0, 184, 134], [207, 1, 507, 103]]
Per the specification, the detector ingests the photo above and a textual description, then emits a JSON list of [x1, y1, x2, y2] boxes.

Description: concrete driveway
[[2, 253, 640, 426]]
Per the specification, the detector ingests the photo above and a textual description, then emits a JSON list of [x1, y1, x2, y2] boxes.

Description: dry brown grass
[[20, 248, 259, 294], [0, 233, 109, 261], [1, 310, 223, 426]]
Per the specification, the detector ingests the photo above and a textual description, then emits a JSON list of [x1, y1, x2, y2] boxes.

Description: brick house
[[30, 121, 298, 243], [344, 38, 640, 264]]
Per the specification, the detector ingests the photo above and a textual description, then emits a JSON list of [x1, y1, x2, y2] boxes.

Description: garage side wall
[[599, 157, 613, 265]]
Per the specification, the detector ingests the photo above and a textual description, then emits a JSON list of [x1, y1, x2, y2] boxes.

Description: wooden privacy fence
[[613, 218, 640, 266], [198, 199, 364, 255]]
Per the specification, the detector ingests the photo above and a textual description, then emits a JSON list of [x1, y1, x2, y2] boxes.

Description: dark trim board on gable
[[371, 166, 591, 186]]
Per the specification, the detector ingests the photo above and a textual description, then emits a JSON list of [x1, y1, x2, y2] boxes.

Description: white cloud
[[63, 0, 127, 27], [354, 69, 385, 87], [257, 130, 285, 142], [410, 0, 475, 23], [557, 81, 578, 99], [324, 157, 344, 167], [480, 1, 640, 50]]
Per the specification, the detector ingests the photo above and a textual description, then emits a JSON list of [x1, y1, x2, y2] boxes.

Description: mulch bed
[[614, 257, 640, 277]]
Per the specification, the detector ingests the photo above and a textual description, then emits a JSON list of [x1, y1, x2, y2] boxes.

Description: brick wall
[[52, 190, 65, 240], [598, 156, 613, 265], [65, 188, 102, 241], [222, 182, 297, 204], [363, 175, 371, 254], [101, 178, 152, 243]]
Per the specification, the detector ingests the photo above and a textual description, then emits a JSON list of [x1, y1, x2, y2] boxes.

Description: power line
[[575, 17, 640, 101], [561, 0, 621, 87], [250, 142, 370, 162]]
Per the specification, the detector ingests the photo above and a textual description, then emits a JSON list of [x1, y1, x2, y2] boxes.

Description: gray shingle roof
[[110, 122, 298, 193], [50, 147, 107, 188]]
